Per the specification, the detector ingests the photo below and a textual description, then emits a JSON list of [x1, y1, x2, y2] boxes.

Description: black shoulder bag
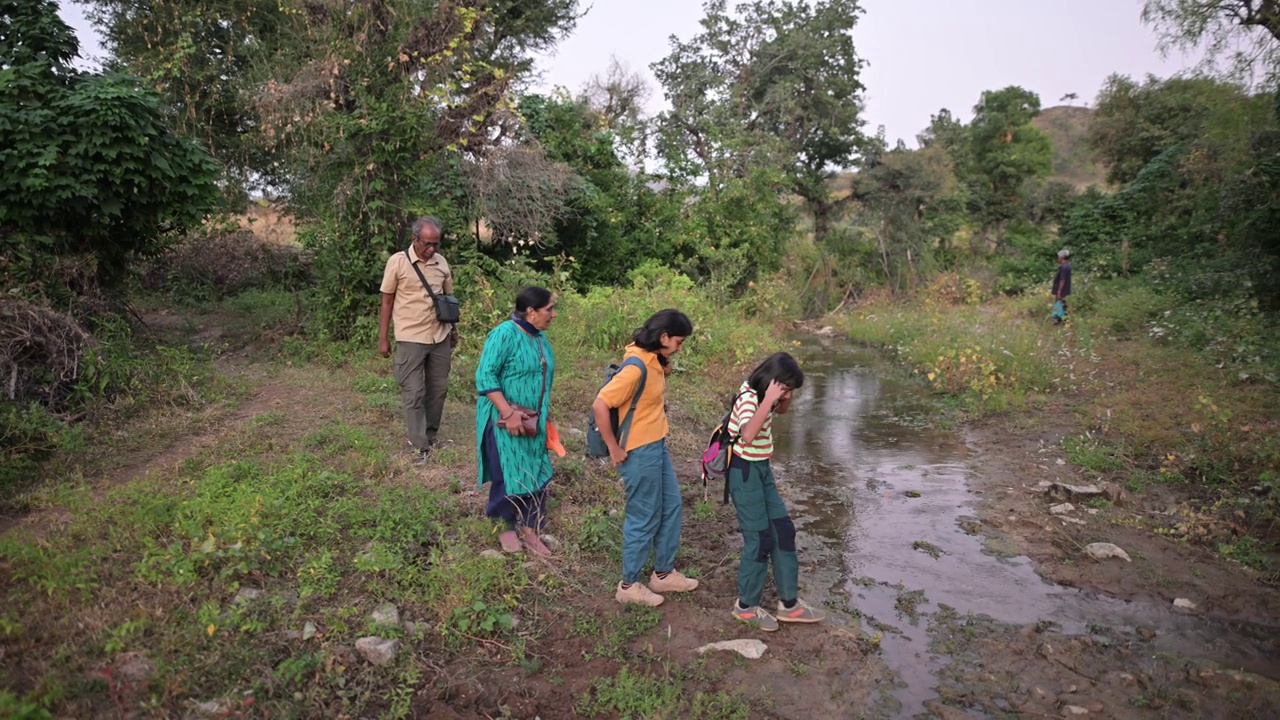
[[406, 251, 460, 325]]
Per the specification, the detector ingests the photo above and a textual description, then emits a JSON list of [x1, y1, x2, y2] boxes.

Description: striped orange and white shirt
[[728, 380, 774, 461]]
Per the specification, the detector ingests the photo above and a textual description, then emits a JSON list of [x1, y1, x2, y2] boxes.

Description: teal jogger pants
[[619, 439, 682, 584], [728, 455, 798, 607]]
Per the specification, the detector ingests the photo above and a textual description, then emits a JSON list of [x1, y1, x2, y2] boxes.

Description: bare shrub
[[0, 298, 93, 408], [139, 230, 312, 298], [463, 146, 578, 248]]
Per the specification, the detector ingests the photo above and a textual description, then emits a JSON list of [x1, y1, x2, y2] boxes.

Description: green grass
[[575, 665, 750, 720], [847, 291, 1066, 413], [0, 274, 796, 717], [1062, 435, 1127, 474]]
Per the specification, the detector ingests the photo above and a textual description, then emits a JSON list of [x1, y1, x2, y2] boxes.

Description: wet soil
[[766, 339, 1279, 719], [6, 329, 1278, 719]]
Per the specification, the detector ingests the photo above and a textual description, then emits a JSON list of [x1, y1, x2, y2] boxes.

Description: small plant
[[103, 619, 149, 653], [1063, 435, 1126, 474], [1215, 536, 1272, 572], [576, 667, 682, 719], [911, 540, 944, 559], [448, 600, 514, 635], [297, 550, 339, 598]]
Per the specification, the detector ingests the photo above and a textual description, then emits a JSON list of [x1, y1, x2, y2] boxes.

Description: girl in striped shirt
[[727, 352, 825, 631]]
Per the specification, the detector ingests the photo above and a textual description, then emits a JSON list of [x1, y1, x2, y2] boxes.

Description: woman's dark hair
[[746, 352, 804, 401], [515, 286, 553, 314], [632, 309, 693, 351]]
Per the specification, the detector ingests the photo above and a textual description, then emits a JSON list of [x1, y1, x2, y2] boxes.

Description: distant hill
[[1032, 105, 1107, 189]]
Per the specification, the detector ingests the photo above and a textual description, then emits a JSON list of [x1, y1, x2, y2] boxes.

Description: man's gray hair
[[1057, 249, 1070, 259], [412, 216, 443, 240]]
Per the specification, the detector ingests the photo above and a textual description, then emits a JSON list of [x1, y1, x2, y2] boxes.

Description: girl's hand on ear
[[764, 379, 787, 407]]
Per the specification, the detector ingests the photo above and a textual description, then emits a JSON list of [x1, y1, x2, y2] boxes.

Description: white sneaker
[[649, 570, 698, 593], [615, 582, 664, 607]]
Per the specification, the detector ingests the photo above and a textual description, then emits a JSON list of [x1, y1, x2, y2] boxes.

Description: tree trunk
[[811, 199, 831, 247]]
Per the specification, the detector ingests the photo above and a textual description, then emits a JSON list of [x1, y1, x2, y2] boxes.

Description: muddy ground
[[4, 330, 1278, 720]]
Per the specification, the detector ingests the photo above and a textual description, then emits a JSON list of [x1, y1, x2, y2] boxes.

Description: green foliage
[[653, 0, 865, 259], [1142, 1, 1280, 86], [1, 313, 217, 495], [552, 265, 773, 367], [134, 457, 359, 584], [1063, 436, 1127, 474], [1066, 75, 1280, 311], [850, 139, 965, 292], [1089, 74, 1245, 186], [965, 86, 1054, 244], [0, 690, 52, 720], [0, 0, 222, 298], [140, 0, 582, 338], [83, 0, 288, 198], [576, 667, 682, 719], [848, 287, 1065, 412], [514, 93, 683, 288]]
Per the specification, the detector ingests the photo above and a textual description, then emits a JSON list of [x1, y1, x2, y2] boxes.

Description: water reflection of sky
[[770, 341, 1279, 685]]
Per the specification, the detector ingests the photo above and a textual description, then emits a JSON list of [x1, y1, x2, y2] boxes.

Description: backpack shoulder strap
[[616, 357, 649, 448]]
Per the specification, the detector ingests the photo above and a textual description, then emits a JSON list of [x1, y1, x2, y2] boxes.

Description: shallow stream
[[770, 340, 1279, 715]]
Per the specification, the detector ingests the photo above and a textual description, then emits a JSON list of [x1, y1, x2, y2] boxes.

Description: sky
[[57, 0, 1202, 148]]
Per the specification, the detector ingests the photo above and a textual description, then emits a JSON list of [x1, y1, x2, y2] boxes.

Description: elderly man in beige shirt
[[378, 216, 458, 463]]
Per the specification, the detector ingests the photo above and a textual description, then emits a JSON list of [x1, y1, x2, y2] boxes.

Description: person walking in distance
[[378, 216, 458, 464], [1052, 249, 1072, 324]]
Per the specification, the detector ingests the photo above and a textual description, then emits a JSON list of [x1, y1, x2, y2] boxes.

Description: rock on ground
[[1083, 542, 1131, 562], [695, 639, 768, 659], [370, 603, 400, 627], [355, 636, 399, 666]]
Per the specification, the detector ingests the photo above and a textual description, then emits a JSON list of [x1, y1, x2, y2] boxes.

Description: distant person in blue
[[1052, 249, 1072, 323]]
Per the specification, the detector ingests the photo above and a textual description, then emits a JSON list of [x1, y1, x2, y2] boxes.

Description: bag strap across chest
[[406, 251, 442, 300]]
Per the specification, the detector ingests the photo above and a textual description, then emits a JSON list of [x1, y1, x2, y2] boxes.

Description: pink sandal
[[520, 527, 552, 556], [498, 530, 522, 553]]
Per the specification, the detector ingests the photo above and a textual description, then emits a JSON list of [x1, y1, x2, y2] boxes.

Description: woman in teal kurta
[[475, 286, 557, 555]]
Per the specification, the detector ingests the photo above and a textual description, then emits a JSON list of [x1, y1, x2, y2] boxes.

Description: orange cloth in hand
[[546, 421, 565, 457]]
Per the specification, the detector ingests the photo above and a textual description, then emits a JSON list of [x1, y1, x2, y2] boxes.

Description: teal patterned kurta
[[475, 320, 556, 495]]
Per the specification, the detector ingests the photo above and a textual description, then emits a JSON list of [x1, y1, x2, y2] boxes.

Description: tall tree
[[851, 140, 961, 291], [1089, 74, 1246, 185], [82, 0, 288, 200], [1, 0, 221, 299], [1143, 0, 1280, 84], [581, 56, 652, 165], [965, 86, 1052, 248], [515, 93, 681, 287], [98, 0, 583, 335], [653, 0, 866, 250]]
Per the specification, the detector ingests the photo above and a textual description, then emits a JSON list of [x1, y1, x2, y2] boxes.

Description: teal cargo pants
[[728, 455, 798, 607], [619, 439, 682, 584]]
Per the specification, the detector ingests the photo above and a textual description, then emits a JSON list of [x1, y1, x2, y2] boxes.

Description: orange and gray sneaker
[[648, 570, 698, 593], [615, 581, 664, 607], [776, 598, 826, 623], [732, 602, 779, 632]]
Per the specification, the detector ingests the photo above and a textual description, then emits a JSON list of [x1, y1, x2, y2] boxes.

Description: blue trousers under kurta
[[482, 420, 548, 530], [619, 439, 682, 584]]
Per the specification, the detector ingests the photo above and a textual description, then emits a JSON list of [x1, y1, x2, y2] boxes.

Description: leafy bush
[[0, 1, 221, 300]]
